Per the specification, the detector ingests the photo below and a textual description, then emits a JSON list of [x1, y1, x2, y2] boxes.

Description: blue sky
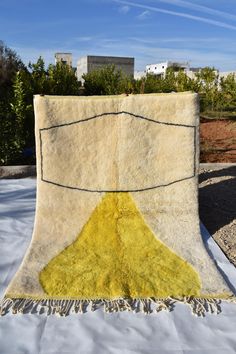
[[1, 0, 236, 71]]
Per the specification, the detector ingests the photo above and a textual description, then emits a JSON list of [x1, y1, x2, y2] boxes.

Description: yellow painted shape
[[39, 193, 201, 298]]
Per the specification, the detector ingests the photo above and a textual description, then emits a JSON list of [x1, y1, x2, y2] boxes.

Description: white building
[[134, 71, 146, 80], [146, 61, 190, 77], [219, 71, 236, 80]]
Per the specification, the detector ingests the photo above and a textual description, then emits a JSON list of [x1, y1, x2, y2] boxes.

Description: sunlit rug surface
[[1, 93, 235, 317]]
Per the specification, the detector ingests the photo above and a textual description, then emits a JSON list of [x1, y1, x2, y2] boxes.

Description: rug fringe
[[182, 297, 222, 317], [0, 296, 234, 317]]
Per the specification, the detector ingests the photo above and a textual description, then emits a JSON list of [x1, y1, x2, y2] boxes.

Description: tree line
[[1, 41, 236, 165]]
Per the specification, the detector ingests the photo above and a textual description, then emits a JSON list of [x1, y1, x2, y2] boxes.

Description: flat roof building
[[77, 55, 134, 82], [146, 61, 189, 77], [55, 53, 72, 67]]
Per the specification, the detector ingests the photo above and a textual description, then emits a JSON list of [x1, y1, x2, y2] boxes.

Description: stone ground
[[199, 164, 236, 267], [1, 163, 236, 267]]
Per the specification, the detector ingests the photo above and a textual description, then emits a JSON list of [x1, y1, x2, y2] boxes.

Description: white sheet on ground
[[0, 178, 236, 354]]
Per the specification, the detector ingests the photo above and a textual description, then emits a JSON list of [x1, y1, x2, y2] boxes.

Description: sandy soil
[[200, 118, 236, 163], [199, 165, 236, 267]]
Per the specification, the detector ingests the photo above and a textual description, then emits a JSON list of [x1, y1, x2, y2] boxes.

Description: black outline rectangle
[[39, 111, 196, 193]]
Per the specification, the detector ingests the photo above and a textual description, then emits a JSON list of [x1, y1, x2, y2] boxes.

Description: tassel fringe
[[0, 296, 234, 317], [183, 297, 222, 316]]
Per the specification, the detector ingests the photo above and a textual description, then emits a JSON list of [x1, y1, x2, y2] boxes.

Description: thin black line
[[39, 111, 195, 131], [39, 130, 43, 180], [193, 126, 196, 176], [41, 175, 195, 193]]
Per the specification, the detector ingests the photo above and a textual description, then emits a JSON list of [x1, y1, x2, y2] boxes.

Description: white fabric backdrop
[[0, 178, 236, 354]]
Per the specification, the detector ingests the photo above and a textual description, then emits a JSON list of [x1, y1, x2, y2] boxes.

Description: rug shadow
[[199, 166, 236, 234]]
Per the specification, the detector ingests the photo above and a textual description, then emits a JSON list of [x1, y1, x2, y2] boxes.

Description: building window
[[162, 66, 165, 69]]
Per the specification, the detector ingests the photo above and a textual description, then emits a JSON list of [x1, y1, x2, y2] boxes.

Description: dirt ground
[[200, 118, 236, 163], [199, 165, 236, 267]]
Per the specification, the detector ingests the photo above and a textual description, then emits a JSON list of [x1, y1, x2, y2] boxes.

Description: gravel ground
[[199, 164, 236, 267]]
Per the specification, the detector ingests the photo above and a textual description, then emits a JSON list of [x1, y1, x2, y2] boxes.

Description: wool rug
[[1, 93, 235, 317]]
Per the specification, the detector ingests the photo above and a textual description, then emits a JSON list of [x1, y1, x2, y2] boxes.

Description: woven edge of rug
[[1, 296, 236, 317]]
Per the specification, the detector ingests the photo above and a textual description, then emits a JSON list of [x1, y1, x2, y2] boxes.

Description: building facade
[[55, 53, 72, 67], [146, 61, 190, 77], [77, 55, 135, 82]]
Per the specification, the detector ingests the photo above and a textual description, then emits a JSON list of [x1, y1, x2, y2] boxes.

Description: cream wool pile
[[0, 93, 235, 317]]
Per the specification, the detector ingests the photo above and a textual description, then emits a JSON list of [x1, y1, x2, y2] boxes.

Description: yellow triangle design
[[39, 193, 201, 298]]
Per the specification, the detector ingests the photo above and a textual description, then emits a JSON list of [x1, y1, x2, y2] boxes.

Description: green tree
[[118, 75, 135, 94], [0, 41, 26, 164], [29, 56, 49, 94], [194, 67, 219, 111], [220, 73, 236, 110], [11, 71, 26, 150], [138, 74, 162, 93], [162, 67, 176, 92], [0, 40, 25, 101], [47, 62, 80, 95], [175, 70, 195, 92], [11, 70, 35, 150], [83, 65, 129, 95]]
